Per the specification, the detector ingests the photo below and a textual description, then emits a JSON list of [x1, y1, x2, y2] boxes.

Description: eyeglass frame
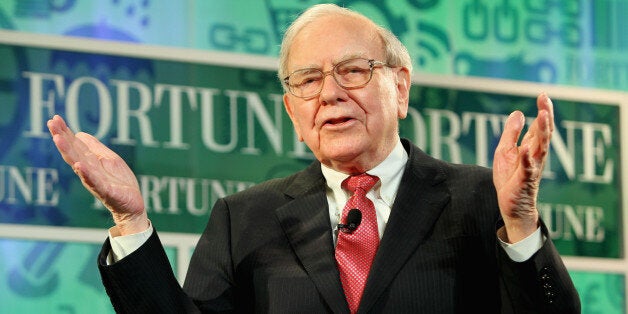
[[282, 58, 391, 99]]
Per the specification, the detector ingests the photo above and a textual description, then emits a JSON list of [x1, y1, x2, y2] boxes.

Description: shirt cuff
[[106, 221, 154, 265], [498, 227, 544, 262]]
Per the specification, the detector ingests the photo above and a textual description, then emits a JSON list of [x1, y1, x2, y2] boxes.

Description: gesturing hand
[[493, 93, 554, 243], [48, 115, 148, 235]]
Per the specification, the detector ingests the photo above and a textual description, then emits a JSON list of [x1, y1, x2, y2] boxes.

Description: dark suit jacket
[[98, 139, 580, 313]]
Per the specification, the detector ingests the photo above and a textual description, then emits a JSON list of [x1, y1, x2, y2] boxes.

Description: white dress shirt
[[321, 140, 408, 244]]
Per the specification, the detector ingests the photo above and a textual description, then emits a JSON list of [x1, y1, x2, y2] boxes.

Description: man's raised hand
[[48, 115, 148, 235], [493, 93, 554, 243]]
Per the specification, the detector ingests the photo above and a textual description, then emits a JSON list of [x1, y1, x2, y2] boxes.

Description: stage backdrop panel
[[0, 33, 626, 313]]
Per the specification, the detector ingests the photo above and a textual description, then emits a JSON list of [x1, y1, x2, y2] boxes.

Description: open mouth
[[325, 117, 353, 125]]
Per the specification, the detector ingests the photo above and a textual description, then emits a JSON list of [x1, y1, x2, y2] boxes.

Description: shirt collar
[[321, 140, 408, 206]]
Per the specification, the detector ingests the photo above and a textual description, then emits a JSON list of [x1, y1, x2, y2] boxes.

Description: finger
[[496, 110, 525, 154], [523, 93, 553, 147], [529, 110, 551, 152], [47, 115, 68, 136], [537, 92, 554, 133], [48, 116, 104, 174], [522, 95, 554, 163], [48, 115, 84, 166]]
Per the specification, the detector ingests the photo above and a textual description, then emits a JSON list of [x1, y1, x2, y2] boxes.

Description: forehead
[[288, 15, 383, 69]]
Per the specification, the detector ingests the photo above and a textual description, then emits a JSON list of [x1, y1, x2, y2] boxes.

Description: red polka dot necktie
[[335, 174, 380, 314]]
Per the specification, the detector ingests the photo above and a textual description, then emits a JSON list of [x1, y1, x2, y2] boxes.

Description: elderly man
[[48, 3, 580, 313]]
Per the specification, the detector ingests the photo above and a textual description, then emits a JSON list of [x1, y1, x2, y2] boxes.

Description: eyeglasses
[[283, 58, 389, 99]]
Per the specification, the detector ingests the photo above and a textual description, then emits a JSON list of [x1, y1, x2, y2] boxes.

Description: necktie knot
[[343, 173, 379, 195]]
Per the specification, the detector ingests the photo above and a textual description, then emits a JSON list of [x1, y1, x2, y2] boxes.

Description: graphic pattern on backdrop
[[0, 0, 626, 90]]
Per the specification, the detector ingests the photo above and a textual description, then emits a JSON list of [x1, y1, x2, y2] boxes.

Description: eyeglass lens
[[287, 58, 376, 98]]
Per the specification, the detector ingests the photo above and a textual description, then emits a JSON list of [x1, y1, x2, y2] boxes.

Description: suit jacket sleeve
[[496, 220, 581, 313], [97, 230, 202, 313], [97, 196, 243, 313]]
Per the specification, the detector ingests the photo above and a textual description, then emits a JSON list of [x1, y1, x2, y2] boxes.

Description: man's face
[[283, 15, 410, 174]]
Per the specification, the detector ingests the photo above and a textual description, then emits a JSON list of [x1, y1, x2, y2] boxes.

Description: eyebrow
[[334, 52, 368, 64]]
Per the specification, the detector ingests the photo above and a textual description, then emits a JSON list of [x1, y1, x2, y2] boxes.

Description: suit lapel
[[275, 163, 349, 313], [359, 141, 451, 312]]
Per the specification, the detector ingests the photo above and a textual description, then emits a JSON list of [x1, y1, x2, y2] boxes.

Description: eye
[[291, 70, 322, 87], [295, 76, 319, 87], [336, 64, 369, 75]]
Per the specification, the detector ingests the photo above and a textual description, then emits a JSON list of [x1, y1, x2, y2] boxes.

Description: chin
[[320, 144, 366, 163]]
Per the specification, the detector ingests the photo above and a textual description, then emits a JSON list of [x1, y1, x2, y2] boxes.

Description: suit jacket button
[[540, 266, 555, 303]]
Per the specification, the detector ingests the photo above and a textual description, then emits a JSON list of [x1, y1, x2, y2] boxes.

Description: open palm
[[492, 93, 554, 243], [48, 115, 148, 234]]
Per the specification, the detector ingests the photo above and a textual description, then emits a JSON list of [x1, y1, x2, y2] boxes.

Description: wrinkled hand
[[493, 93, 554, 243], [48, 115, 148, 235]]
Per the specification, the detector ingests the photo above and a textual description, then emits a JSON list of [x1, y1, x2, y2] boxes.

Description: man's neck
[[321, 137, 402, 175]]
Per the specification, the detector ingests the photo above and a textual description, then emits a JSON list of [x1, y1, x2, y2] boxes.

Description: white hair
[[277, 3, 413, 91]]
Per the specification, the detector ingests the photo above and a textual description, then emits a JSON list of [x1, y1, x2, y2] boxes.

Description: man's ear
[[395, 67, 411, 119], [283, 93, 304, 141]]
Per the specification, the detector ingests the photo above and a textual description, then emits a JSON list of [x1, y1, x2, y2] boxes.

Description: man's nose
[[318, 71, 345, 102]]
